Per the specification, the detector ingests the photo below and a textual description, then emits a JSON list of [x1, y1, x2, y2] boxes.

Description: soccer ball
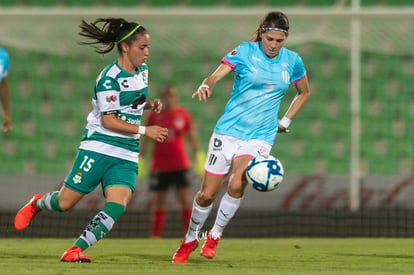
[[245, 155, 284, 192]]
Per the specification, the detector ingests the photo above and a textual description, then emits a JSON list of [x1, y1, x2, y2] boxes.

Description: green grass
[[1, 238, 414, 274]]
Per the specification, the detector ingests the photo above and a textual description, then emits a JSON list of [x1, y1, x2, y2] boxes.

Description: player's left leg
[[14, 186, 83, 231], [200, 155, 251, 259], [61, 158, 136, 263], [61, 186, 130, 262]]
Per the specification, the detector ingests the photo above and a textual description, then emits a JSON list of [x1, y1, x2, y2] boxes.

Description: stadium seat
[[266, 0, 299, 6], [0, 0, 24, 6], [302, 0, 339, 6], [384, 0, 413, 5], [224, 0, 265, 6], [184, 0, 221, 6], [23, 0, 61, 6], [146, 0, 183, 6], [64, 0, 99, 6], [101, 0, 140, 6]]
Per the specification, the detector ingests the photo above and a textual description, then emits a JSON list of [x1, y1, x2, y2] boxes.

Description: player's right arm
[[96, 76, 168, 142], [192, 63, 232, 102]]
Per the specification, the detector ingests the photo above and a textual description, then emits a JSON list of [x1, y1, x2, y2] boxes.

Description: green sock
[[74, 202, 126, 251], [36, 191, 63, 212]]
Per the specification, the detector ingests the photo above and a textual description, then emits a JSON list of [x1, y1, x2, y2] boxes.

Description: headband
[[261, 27, 288, 33], [116, 24, 141, 45]]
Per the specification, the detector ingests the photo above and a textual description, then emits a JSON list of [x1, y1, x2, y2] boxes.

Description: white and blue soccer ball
[[245, 155, 284, 192]]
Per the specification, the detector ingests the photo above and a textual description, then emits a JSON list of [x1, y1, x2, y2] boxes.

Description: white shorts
[[204, 133, 272, 175]]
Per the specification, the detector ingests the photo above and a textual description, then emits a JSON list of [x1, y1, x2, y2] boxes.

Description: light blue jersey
[[215, 41, 306, 144], [0, 48, 10, 82]]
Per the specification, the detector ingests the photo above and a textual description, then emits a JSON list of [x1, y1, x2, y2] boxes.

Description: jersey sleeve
[[0, 49, 9, 81], [95, 76, 121, 114], [220, 42, 248, 71], [291, 54, 307, 84]]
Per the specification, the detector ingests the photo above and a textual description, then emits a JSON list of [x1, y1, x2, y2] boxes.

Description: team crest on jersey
[[72, 171, 82, 184], [141, 71, 148, 85], [106, 95, 117, 103], [228, 49, 237, 56]]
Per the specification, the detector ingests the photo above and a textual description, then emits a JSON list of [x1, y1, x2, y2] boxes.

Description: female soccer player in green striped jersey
[[14, 18, 168, 263]]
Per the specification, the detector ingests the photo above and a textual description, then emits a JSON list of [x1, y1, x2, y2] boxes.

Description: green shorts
[[64, 149, 138, 195]]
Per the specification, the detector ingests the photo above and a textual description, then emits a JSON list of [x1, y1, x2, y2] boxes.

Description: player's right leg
[[149, 171, 168, 238], [151, 191, 167, 238], [172, 173, 225, 263]]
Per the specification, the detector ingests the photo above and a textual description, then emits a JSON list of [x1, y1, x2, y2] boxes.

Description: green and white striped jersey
[[79, 61, 149, 163]]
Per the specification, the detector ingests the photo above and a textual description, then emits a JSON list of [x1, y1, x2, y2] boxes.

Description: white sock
[[184, 199, 212, 243], [211, 192, 242, 238]]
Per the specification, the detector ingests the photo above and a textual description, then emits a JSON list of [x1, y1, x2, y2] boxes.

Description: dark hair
[[253, 11, 290, 42], [78, 18, 147, 54]]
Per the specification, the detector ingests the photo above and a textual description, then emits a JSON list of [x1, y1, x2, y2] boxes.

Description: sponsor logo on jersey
[[121, 79, 129, 88], [212, 138, 222, 151], [106, 95, 117, 103], [141, 71, 148, 85], [126, 118, 140, 125]]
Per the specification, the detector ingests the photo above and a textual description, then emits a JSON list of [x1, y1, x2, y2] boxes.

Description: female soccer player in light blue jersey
[[14, 18, 168, 263], [173, 11, 311, 263]]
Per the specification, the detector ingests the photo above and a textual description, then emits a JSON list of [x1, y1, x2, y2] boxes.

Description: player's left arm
[[278, 76, 311, 133]]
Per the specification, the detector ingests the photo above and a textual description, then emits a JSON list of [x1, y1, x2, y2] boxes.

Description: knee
[[227, 174, 245, 198], [57, 197, 77, 211], [196, 191, 216, 206]]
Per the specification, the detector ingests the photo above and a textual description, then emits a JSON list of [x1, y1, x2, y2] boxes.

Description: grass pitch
[[1, 238, 413, 274]]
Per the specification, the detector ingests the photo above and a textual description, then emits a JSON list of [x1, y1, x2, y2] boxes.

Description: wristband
[[138, 126, 146, 135], [279, 116, 291, 129], [198, 84, 210, 91]]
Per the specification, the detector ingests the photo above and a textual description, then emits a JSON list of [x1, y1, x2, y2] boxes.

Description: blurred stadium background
[[0, 0, 413, 238]]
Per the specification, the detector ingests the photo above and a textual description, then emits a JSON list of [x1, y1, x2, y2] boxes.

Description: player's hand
[[2, 115, 12, 132], [145, 98, 163, 113], [145, 125, 168, 142], [192, 84, 212, 102], [277, 125, 290, 133]]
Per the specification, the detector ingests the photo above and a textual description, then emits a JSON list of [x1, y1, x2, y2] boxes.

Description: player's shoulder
[[0, 48, 9, 59], [224, 41, 257, 59], [238, 41, 258, 52], [99, 62, 121, 78], [282, 47, 299, 56], [278, 47, 304, 67], [137, 63, 148, 71], [95, 63, 120, 90], [280, 47, 301, 60]]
